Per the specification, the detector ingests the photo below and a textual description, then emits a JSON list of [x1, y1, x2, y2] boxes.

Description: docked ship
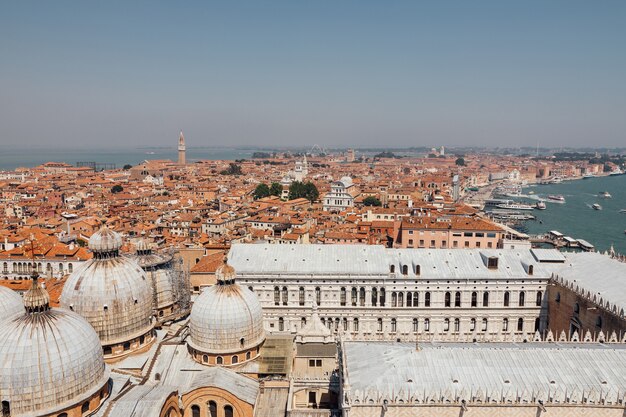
[[609, 168, 623, 176], [548, 195, 565, 202], [496, 203, 535, 211], [582, 173, 595, 179]]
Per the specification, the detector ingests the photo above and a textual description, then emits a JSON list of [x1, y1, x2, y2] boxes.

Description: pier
[[528, 231, 595, 252]]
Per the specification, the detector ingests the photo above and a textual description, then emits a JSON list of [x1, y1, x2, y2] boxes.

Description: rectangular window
[[309, 359, 316, 367], [475, 232, 484, 237], [464, 232, 473, 237], [430, 240, 436, 248], [453, 241, 458, 248], [419, 240, 425, 247], [316, 359, 322, 367], [465, 241, 470, 248], [408, 239, 413, 246], [487, 233, 496, 238]]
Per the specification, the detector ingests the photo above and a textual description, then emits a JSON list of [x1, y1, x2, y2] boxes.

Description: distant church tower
[[178, 131, 186, 165]]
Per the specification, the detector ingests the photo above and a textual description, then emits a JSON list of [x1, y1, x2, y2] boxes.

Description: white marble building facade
[[229, 244, 553, 342]]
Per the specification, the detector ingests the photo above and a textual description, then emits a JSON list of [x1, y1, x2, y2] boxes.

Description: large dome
[[60, 226, 154, 355], [0, 286, 24, 323], [189, 262, 265, 357], [0, 282, 109, 417]]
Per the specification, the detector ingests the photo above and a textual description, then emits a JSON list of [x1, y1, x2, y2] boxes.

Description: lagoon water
[[521, 175, 626, 254], [0, 147, 256, 171]]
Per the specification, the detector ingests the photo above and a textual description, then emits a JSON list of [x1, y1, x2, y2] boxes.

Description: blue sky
[[1, 1, 625, 148]]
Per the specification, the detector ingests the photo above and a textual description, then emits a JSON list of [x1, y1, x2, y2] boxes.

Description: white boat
[[496, 203, 535, 211], [610, 169, 623, 176], [548, 195, 565, 202], [536, 201, 546, 210], [600, 191, 612, 198], [592, 203, 602, 210], [620, 209, 626, 213], [583, 173, 595, 179]]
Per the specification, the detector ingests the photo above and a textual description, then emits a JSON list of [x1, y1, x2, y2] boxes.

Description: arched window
[[424, 291, 431, 307], [282, 287, 288, 305], [82, 401, 90, 414], [359, 287, 365, 306], [123, 341, 131, 351], [391, 318, 397, 332], [278, 317, 284, 331], [298, 287, 305, 306], [216, 356, 223, 365], [504, 291, 510, 307], [380, 288, 386, 306], [301, 317, 307, 327], [240, 337, 245, 348], [444, 318, 450, 331], [398, 292, 404, 307], [536, 291, 542, 306], [353, 318, 359, 332], [556, 292, 561, 303], [424, 318, 430, 331], [246, 351, 251, 360], [391, 292, 398, 307], [483, 292, 489, 307], [412, 318, 418, 332], [340, 287, 346, 306], [454, 291, 461, 307], [517, 318, 524, 332], [377, 318, 383, 332], [343, 317, 348, 331], [471, 291, 477, 307], [390, 265, 395, 273], [454, 318, 460, 332], [482, 318, 488, 331], [58, 413, 68, 417], [444, 292, 451, 307], [224, 405, 234, 417], [315, 287, 321, 306], [351, 287, 357, 306], [232, 355, 238, 364], [402, 265, 408, 275], [574, 303, 580, 314], [191, 405, 200, 417], [2, 401, 10, 417], [68, 263, 73, 273], [519, 291, 525, 307], [202, 354, 208, 363], [371, 287, 378, 306], [470, 318, 476, 331], [413, 292, 419, 306], [596, 316, 603, 328], [209, 401, 217, 417], [407, 292, 412, 307], [274, 286, 280, 306], [502, 318, 509, 331]]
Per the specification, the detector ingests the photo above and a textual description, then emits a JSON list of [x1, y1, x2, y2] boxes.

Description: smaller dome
[[89, 225, 123, 253], [189, 260, 265, 357], [0, 286, 25, 323]]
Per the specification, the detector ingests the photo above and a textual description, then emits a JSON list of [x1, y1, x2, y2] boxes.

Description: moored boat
[[496, 203, 535, 211]]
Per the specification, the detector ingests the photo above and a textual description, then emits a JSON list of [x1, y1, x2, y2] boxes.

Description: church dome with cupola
[[188, 259, 265, 366], [0, 273, 110, 417], [60, 224, 155, 361]]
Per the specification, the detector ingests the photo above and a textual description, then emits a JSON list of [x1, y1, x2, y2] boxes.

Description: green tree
[[220, 163, 242, 175], [253, 183, 271, 199], [269, 182, 283, 196], [363, 196, 382, 207], [123, 164, 132, 170], [455, 157, 466, 166], [111, 184, 124, 194], [289, 181, 319, 202]]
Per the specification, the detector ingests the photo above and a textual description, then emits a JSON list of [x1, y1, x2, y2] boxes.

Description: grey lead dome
[[0, 306, 109, 417], [189, 263, 265, 355], [60, 226, 153, 346]]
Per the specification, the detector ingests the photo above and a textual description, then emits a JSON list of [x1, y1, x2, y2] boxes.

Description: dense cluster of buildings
[[1, 142, 626, 417]]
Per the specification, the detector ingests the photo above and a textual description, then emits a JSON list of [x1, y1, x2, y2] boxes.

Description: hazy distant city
[[1, 2, 626, 417]]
